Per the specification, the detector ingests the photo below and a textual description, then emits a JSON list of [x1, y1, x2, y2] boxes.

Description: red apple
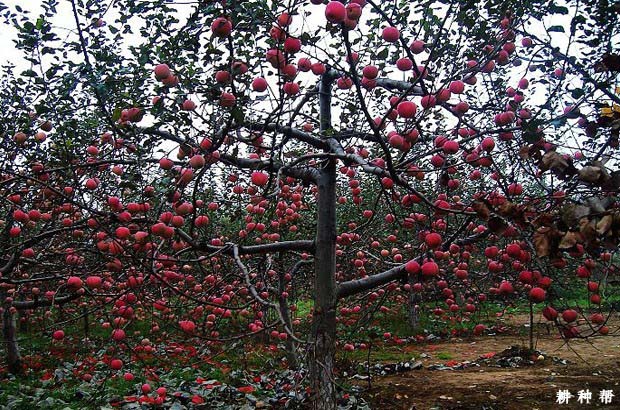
[[498, 281, 514, 295], [283, 37, 301, 53], [405, 260, 420, 274], [211, 17, 232, 37], [421, 261, 439, 276], [325, 1, 346, 24], [396, 57, 413, 71], [542, 306, 558, 321], [215, 70, 231, 83], [52, 330, 65, 340], [409, 40, 425, 53], [283, 82, 300, 96], [251, 171, 269, 186], [425, 232, 442, 248], [252, 77, 268, 92], [112, 329, 126, 341], [189, 155, 205, 169], [220, 92, 236, 107], [529, 287, 546, 303], [397, 101, 417, 118], [179, 320, 196, 333], [562, 309, 578, 323], [382, 26, 400, 42], [346, 3, 362, 19], [362, 65, 378, 79], [86, 276, 102, 289], [67, 276, 83, 290], [110, 359, 123, 370], [154, 64, 171, 80], [591, 313, 604, 325]]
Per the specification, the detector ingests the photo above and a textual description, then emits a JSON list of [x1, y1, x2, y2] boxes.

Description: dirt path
[[359, 317, 620, 409]]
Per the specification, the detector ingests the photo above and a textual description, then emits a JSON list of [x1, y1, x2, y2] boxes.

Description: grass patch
[[436, 351, 453, 360], [339, 346, 415, 364], [294, 299, 314, 318]]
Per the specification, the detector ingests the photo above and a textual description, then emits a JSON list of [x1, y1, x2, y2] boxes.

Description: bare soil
[[358, 315, 620, 409]]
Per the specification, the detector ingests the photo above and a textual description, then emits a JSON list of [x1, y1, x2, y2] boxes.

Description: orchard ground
[[359, 314, 620, 410], [2, 301, 619, 409]]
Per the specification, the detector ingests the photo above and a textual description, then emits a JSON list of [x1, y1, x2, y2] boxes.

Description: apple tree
[[0, 0, 619, 407]]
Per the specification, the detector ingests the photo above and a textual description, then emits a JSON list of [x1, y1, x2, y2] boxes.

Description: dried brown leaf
[[578, 166, 603, 183], [533, 213, 556, 228], [579, 219, 598, 244], [488, 216, 508, 234], [558, 231, 582, 249], [519, 146, 531, 160], [533, 227, 552, 257], [596, 215, 613, 235], [540, 151, 568, 173], [560, 204, 590, 227], [497, 202, 516, 217], [602, 171, 620, 190], [472, 201, 490, 220]]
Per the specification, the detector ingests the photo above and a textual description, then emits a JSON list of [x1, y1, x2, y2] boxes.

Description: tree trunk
[[529, 301, 534, 351], [83, 306, 89, 338], [3, 308, 21, 375], [408, 286, 421, 331], [310, 159, 338, 410], [309, 69, 338, 410], [18, 311, 28, 333], [278, 270, 298, 369]]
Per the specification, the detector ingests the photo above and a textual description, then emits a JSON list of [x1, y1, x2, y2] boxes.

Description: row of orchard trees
[[1, 0, 619, 407]]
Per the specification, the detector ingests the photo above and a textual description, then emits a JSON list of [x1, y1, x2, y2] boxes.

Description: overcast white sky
[[0, 0, 586, 125], [0, 0, 575, 69], [2, 1, 609, 170]]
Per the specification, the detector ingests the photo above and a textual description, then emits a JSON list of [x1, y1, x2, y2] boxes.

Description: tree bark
[[310, 159, 338, 410], [309, 69, 338, 410], [408, 278, 421, 331], [83, 306, 89, 338], [278, 270, 298, 369], [529, 301, 534, 351], [3, 308, 21, 374]]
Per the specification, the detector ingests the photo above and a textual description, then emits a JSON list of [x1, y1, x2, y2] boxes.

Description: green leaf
[[376, 48, 389, 61], [549, 5, 569, 14], [548, 25, 565, 33], [550, 117, 566, 128], [571, 88, 585, 99], [112, 107, 122, 122], [231, 106, 245, 123], [22, 21, 35, 32], [523, 131, 542, 143]]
